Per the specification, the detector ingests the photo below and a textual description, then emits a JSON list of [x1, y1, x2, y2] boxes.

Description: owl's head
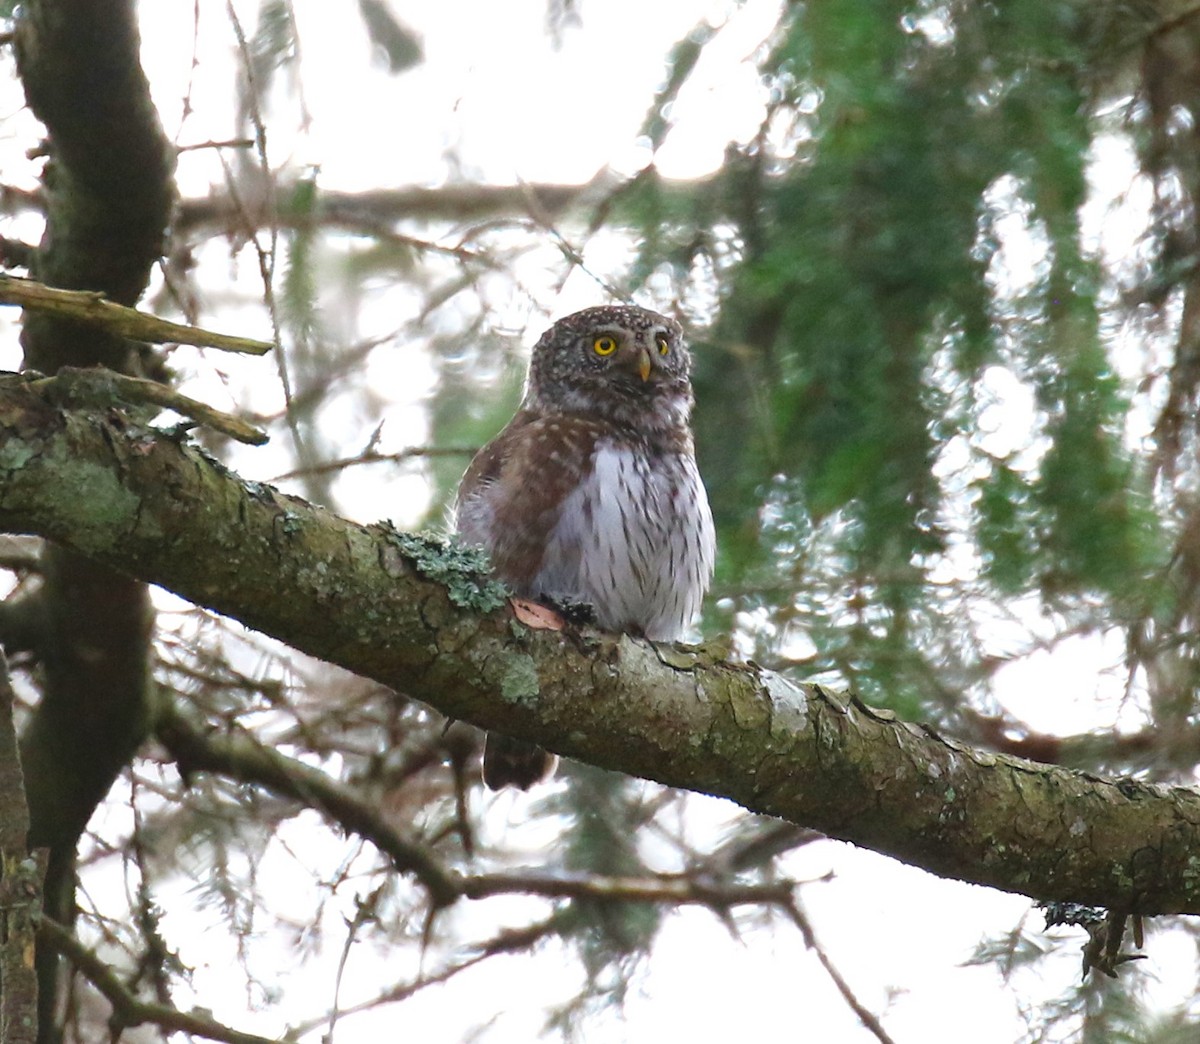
[[525, 305, 693, 428]]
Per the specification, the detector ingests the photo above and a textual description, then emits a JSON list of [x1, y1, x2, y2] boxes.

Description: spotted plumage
[[455, 305, 716, 789]]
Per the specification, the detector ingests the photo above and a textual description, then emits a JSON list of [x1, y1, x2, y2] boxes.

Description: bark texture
[[0, 378, 1197, 915], [12, 1, 174, 1037], [0, 653, 39, 1044]]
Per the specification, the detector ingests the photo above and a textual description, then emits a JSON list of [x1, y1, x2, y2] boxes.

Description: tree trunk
[[12, 0, 174, 1036]]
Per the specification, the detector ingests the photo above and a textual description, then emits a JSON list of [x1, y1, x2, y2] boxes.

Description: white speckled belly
[[535, 441, 715, 640]]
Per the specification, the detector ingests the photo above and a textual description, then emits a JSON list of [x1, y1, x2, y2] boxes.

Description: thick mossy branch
[[1, 380, 1199, 913]]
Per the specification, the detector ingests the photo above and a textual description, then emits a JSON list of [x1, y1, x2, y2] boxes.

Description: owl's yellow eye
[[656, 335, 670, 355], [593, 336, 618, 356]]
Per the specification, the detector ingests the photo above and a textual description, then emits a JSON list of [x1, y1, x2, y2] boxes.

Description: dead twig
[[0, 275, 272, 356]]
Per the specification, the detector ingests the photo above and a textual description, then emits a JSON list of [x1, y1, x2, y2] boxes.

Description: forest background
[[1, 0, 1198, 1041]]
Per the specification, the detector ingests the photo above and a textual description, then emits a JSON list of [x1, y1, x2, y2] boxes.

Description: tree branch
[[286, 915, 569, 1039], [4, 174, 722, 241], [784, 898, 896, 1044], [1, 379, 1199, 914], [0, 276, 272, 356], [37, 918, 276, 1044], [173, 181, 602, 236], [154, 700, 461, 905], [156, 700, 801, 912]]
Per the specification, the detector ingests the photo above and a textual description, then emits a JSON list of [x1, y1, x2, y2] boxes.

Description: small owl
[[455, 305, 716, 789]]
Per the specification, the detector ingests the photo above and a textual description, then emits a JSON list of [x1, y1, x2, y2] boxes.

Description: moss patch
[[500, 653, 540, 706], [382, 527, 508, 613]]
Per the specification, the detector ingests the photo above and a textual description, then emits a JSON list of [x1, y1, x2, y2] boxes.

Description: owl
[[455, 305, 716, 789]]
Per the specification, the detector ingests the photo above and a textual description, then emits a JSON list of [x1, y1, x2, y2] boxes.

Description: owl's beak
[[636, 347, 652, 382]]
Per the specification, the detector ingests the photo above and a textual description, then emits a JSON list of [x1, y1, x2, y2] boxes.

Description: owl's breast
[[537, 439, 715, 641]]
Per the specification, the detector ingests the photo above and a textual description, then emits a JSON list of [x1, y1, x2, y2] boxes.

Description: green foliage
[[651, 0, 1171, 704], [975, 460, 1037, 594], [249, 0, 300, 90], [281, 175, 321, 355], [356, 0, 423, 74], [426, 328, 526, 514], [541, 765, 663, 1023], [639, 24, 717, 153], [1034, 341, 1159, 601]]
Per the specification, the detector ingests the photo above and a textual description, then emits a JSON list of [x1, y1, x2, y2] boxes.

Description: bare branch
[[155, 700, 461, 905], [458, 869, 796, 908], [270, 444, 476, 482], [0, 275, 272, 356], [38, 917, 277, 1044], [176, 138, 255, 153], [175, 182, 601, 236], [156, 699, 803, 917], [287, 915, 567, 1039]]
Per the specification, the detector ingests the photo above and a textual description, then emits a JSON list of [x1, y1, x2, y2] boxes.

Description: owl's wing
[[455, 413, 603, 594]]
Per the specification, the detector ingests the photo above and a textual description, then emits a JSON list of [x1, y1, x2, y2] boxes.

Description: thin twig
[[270, 445, 476, 481], [326, 885, 384, 1044], [459, 869, 796, 908], [287, 914, 566, 1038], [784, 899, 896, 1044], [225, 2, 305, 472], [176, 138, 255, 153]]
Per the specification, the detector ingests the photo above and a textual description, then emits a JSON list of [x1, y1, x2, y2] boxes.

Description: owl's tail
[[483, 732, 558, 790]]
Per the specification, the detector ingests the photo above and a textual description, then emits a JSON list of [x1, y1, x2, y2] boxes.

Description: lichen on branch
[[0, 377, 1198, 915]]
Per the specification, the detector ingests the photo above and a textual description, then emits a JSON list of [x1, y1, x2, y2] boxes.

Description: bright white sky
[[142, 0, 778, 190], [0, 0, 1187, 1040]]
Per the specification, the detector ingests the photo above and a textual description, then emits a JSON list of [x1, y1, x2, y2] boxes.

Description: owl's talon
[[540, 595, 596, 627]]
